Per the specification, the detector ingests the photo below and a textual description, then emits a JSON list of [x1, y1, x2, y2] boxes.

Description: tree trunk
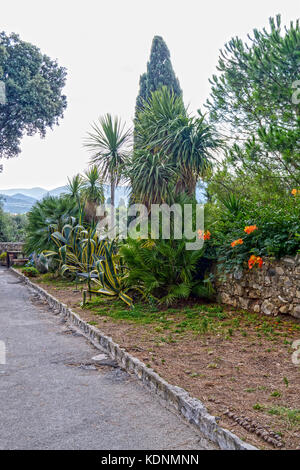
[[110, 175, 115, 207], [175, 168, 197, 197]]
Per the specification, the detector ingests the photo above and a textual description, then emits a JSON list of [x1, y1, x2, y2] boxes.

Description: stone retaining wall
[[0, 242, 24, 254], [216, 255, 300, 319]]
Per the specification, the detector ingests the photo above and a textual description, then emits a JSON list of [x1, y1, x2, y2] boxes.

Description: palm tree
[[81, 166, 105, 223], [67, 174, 83, 200], [24, 195, 77, 254], [127, 150, 176, 209], [84, 114, 131, 207], [134, 87, 220, 197], [162, 113, 219, 196]]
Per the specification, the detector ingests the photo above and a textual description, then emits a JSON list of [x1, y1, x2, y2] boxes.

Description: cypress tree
[[135, 36, 182, 114]]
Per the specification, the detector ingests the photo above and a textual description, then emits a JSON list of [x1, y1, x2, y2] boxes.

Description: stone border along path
[[10, 267, 257, 451]]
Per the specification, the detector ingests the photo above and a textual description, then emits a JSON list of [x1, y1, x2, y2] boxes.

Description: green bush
[[120, 237, 213, 305], [206, 189, 300, 274], [21, 266, 39, 278]]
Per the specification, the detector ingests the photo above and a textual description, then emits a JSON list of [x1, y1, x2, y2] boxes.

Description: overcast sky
[[0, 0, 299, 190]]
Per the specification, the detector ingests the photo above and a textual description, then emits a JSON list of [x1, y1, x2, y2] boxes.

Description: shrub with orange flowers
[[248, 255, 263, 269], [228, 225, 263, 270], [198, 229, 211, 241], [231, 238, 243, 247], [244, 225, 258, 234], [211, 185, 300, 275]]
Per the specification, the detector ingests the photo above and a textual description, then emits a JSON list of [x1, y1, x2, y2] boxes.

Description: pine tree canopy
[[206, 15, 300, 186]]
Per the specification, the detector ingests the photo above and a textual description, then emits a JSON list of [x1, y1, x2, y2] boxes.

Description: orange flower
[[244, 225, 258, 234], [248, 255, 256, 269], [198, 229, 211, 240], [204, 230, 211, 240], [257, 257, 263, 268], [248, 255, 263, 270], [291, 189, 299, 196], [231, 238, 244, 247]]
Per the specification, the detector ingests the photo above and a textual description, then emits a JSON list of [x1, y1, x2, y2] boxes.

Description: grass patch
[[252, 402, 300, 428], [82, 296, 231, 334], [35, 273, 78, 288], [267, 406, 300, 427], [81, 293, 300, 341]]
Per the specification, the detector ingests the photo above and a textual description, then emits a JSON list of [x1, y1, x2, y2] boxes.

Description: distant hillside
[[46, 186, 68, 198], [0, 183, 206, 214], [0, 184, 129, 214], [0, 187, 47, 199], [0, 193, 37, 214]]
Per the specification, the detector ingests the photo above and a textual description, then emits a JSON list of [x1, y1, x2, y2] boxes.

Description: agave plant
[[45, 220, 132, 306], [45, 220, 106, 275], [90, 242, 133, 306]]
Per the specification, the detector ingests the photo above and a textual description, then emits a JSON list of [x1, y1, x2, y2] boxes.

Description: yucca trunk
[[175, 167, 197, 197], [84, 200, 98, 224], [110, 174, 115, 207]]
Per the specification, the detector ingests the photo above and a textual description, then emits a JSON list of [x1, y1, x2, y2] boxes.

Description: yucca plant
[[127, 150, 177, 208], [218, 192, 243, 217], [81, 166, 105, 223], [84, 114, 131, 206], [134, 87, 220, 198]]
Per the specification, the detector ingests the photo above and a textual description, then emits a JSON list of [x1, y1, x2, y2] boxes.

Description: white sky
[[0, 0, 299, 190]]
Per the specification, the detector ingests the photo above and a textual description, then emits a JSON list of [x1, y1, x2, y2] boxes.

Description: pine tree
[[135, 36, 181, 114], [206, 15, 300, 186]]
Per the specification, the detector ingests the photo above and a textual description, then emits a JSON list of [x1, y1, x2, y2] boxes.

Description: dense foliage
[[25, 195, 77, 254], [120, 237, 212, 305], [205, 185, 300, 274], [206, 15, 300, 188], [0, 196, 27, 241], [0, 32, 67, 159], [203, 16, 300, 274]]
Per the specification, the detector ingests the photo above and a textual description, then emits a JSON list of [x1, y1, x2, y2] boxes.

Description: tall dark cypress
[[135, 36, 182, 114]]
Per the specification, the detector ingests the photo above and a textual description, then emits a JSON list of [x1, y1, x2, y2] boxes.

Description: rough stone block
[[261, 300, 275, 315], [292, 305, 300, 319], [279, 305, 289, 314]]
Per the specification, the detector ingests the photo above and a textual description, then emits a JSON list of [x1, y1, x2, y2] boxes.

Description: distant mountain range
[[0, 183, 206, 214], [0, 185, 129, 214], [0, 186, 68, 200]]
